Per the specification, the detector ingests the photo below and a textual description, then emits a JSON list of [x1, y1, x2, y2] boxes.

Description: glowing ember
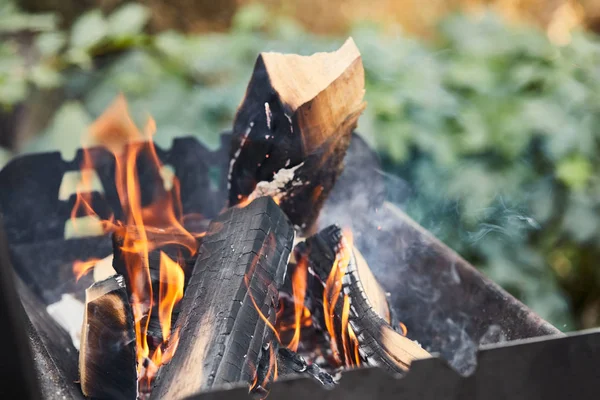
[[69, 95, 199, 386]]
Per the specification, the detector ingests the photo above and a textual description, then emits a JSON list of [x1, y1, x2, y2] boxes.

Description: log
[[79, 275, 137, 399], [151, 197, 295, 399], [277, 347, 335, 388], [228, 38, 366, 234], [297, 225, 430, 373]]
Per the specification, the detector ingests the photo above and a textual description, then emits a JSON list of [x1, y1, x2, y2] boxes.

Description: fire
[[243, 233, 281, 344], [70, 95, 198, 385], [73, 258, 101, 281], [322, 230, 351, 364], [286, 256, 308, 352], [322, 229, 361, 367], [157, 252, 184, 342]]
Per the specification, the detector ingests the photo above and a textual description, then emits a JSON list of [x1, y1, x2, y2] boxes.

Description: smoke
[[319, 133, 550, 377], [443, 317, 477, 376]]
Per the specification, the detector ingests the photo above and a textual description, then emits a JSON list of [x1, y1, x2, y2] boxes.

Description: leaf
[[0, 76, 27, 105], [0, 6, 56, 33], [107, 3, 150, 37], [29, 64, 63, 89], [231, 3, 269, 32], [0, 146, 12, 171], [22, 101, 92, 161], [70, 10, 108, 50], [556, 155, 592, 190], [35, 31, 66, 57]]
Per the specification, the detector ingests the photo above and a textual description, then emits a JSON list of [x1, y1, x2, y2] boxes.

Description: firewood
[[79, 275, 137, 399], [150, 197, 295, 399], [277, 347, 335, 388], [298, 225, 430, 373], [228, 38, 366, 234]]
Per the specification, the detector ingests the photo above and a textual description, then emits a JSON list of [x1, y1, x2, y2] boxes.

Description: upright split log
[[79, 275, 137, 400], [298, 225, 430, 373], [228, 38, 366, 234], [151, 197, 295, 399]]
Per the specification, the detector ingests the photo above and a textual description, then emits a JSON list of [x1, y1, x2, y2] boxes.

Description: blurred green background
[[2, 0, 600, 331]]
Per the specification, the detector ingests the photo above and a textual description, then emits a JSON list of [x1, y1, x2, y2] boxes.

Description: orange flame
[[399, 321, 408, 337], [70, 95, 198, 385], [243, 244, 281, 343], [73, 258, 101, 281], [321, 229, 363, 367], [286, 256, 308, 352], [157, 252, 185, 341], [322, 230, 353, 364]]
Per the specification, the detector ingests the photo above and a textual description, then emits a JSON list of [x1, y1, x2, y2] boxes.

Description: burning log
[[151, 197, 295, 399], [79, 274, 137, 399], [298, 225, 430, 373], [228, 38, 366, 234]]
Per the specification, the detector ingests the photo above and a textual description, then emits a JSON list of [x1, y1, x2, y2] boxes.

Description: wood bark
[[228, 38, 365, 234], [298, 224, 430, 373], [151, 197, 294, 399], [79, 275, 137, 400]]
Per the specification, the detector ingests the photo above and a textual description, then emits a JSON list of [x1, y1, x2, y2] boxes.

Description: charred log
[[298, 225, 430, 373], [79, 275, 137, 400], [228, 38, 366, 234], [277, 347, 335, 388], [151, 197, 294, 399]]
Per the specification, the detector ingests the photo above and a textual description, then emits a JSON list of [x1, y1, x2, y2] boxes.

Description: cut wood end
[[260, 37, 363, 112], [381, 325, 431, 370]]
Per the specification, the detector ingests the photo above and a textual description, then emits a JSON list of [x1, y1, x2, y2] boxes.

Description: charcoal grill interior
[[0, 132, 577, 399]]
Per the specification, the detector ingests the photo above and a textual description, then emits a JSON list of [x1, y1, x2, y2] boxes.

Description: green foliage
[[5, 3, 600, 329]]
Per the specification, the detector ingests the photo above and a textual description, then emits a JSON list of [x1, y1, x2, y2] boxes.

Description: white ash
[[47, 294, 85, 350], [227, 122, 253, 191], [246, 162, 305, 203], [285, 113, 293, 134], [265, 102, 272, 130]]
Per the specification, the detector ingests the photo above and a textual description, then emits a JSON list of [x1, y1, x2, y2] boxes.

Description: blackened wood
[[151, 197, 294, 399], [79, 275, 137, 400], [277, 347, 335, 388], [228, 38, 365, 233], [299, 225, 430, 373]]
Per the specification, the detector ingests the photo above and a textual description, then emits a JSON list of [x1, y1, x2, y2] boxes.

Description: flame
[[157, 252, 185, 341], [399, 321, 408, 336], [321, 229, 363, 367], [243, 242, 281, 344], [286, 256, 308, 352], [322, 230, 353, 364], [70, 95, 199, 385], [261, 345, 278, 388], [73, 258, 101, 281]]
